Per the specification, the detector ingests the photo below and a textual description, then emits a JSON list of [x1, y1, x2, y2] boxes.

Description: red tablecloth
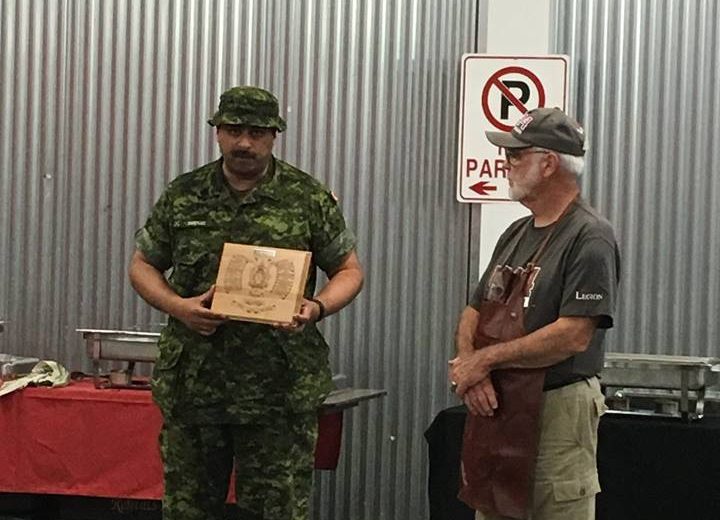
[[0, 380, 342, 499]]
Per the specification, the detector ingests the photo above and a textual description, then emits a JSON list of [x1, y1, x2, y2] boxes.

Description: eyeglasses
[[504, 148, 550, 167]]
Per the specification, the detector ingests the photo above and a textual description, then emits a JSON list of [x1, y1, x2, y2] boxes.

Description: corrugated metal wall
[[6, 0, 717, 516], [0, 1, 480, 518], [551, 0, 720, 358]]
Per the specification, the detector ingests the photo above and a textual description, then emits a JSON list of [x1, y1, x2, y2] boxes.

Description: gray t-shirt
[[470, 198, 621, 389]]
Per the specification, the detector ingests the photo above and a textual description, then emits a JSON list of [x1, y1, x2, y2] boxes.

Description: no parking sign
[[456, 55, 569, 202]]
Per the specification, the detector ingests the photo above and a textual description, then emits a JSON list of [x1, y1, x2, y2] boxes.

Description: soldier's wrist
[[165, 295, 187, 320], [309, 297, 326, 322]]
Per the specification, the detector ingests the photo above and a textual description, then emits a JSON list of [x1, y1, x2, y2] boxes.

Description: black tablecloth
[[425, 406, 474, 520], [425, 407, 720, 520], [597, 414, 720, 520]]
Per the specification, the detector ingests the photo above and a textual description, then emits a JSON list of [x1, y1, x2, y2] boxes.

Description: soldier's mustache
[[231, 151, 256, 159]]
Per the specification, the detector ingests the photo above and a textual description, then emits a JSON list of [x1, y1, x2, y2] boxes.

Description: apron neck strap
[[527, 194, 580, 266]]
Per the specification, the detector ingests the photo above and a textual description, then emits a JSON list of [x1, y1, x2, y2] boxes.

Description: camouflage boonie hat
[[207, 86, 287, 132]]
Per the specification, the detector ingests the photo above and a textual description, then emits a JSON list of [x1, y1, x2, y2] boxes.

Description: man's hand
[[273, 298, 321, 333], [449, 349, 493, 395], [171, 285, 227, 336], [463, 378, 498, 417]]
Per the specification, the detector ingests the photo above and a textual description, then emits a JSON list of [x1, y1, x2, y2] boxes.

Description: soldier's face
[[217, 125, 276, 178]]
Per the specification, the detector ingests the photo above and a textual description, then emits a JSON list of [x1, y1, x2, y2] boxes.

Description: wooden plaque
[[211, 243, 312, 324]]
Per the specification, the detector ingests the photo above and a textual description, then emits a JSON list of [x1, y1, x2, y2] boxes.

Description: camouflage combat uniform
[[135, 154, 356, 519]]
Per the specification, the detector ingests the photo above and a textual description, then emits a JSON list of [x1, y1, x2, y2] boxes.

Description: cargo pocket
[[279, 331, 332, 413], [594, 396, 608, 417], [151, 333, 186, 416], [552, 473, 601, 502], [154, 334, 184, 371]]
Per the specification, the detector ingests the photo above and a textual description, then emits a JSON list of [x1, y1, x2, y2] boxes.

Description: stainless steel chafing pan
[[0, 353, 40, 381], [78, 329, 160, 389], [1, 322, 41, 382], [601, 353, 720, 420]]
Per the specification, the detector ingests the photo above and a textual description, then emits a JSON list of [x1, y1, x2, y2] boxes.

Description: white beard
[[508, 164, 542, 201], [508, 183, 528, 201]]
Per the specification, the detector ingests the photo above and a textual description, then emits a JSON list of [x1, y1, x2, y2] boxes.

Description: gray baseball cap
[[485, 107, 585, 156]]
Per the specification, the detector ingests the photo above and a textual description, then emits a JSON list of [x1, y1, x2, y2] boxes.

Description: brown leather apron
[[457, 216, 561, 520]]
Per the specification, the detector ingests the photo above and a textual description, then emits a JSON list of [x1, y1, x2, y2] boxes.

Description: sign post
[[457, 55, 569, 203]]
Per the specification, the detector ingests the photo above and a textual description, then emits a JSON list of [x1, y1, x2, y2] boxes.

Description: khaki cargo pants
[[476, 377, 607, 520]]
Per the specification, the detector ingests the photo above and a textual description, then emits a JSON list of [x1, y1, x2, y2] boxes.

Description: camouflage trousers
[[160, 412, 318, 520]]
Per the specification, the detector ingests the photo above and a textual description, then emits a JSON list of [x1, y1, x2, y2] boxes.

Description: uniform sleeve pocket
[[552, 473, 601, 502]]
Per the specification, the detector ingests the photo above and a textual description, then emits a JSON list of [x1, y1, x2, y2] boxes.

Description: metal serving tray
[[0, 353, 40, 381], [602, 353, 719, 390], [78, 329, 161, 389], [78, 329, 160, 362], [601, 353, 720, 420]]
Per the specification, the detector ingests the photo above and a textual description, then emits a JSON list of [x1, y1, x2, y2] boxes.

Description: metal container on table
[[0, 353, 41, 383], [77, 329, 160, 389], [601, 353, 720, 420]]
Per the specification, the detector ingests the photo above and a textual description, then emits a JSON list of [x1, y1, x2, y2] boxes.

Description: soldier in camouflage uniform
[[128, 86, 364, 520]]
